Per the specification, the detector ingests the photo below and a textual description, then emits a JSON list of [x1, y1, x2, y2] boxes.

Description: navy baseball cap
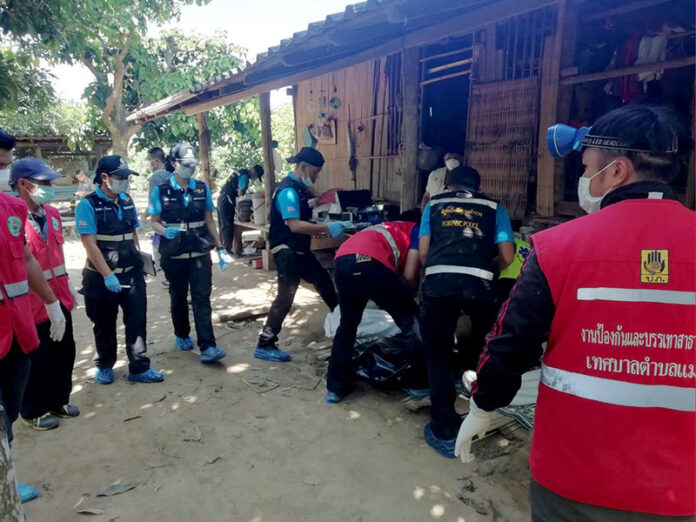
[[10, 157, 64, 185], [287, 147, 325, 168], [169, 143, 199, 168], [95, 155, 139, 183]]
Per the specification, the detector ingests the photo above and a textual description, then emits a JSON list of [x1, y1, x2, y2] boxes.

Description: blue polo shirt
[[419, 199, 514, 244], [75, 186, 140, 235], [275, 173, 303, 220], [148, 175, 215, 216]]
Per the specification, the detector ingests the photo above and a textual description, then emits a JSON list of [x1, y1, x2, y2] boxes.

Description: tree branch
[[79, 55, 101, 81], [102, 33, 133, 133]]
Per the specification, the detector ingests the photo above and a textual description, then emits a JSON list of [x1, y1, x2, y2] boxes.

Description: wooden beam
[[420, 69, 471, 86], [582, 0, 670, 21], [536, 0, 566, 218], [196, 112, 212, 188], [560, 56, 696, 86], [182, 38, 406, 117], [259, 92, 276, 214], [400, 46, 419, 212]]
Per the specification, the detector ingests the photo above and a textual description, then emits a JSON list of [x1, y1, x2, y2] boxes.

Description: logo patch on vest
[[51, 216, 60, 231], [641, 249, 669, 284], [7, 216, 21, 237]]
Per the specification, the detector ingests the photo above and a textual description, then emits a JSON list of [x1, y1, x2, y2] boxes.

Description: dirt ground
[[13, 215, 532, 522]]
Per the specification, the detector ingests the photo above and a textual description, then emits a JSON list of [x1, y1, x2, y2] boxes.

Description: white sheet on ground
[[324, 306, 401, 339]]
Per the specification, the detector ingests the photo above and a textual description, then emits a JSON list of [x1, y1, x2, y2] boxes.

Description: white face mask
[[577, 160, 617, 214], [109, 178, 130, 195], [176, 165, 195, 179], [445, 159, 460, 170]]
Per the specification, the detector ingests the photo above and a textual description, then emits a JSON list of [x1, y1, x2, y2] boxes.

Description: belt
[[43, 264, 67, 281], [162, 221, 206, 230], [0, 280, 29, 301], [170, 252, 207, 260], [96, 233, 134, 242], [425, 265, 495, 280], [86, 265, 134, 274]]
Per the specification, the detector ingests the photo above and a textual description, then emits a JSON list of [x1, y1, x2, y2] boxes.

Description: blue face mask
[[109, 178, 130, 194], [28, 182, 55, 204]]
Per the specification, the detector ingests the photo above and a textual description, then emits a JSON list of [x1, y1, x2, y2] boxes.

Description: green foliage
[[0, 45, 54, 111], [271, 102, 296, 175], [0, 100, 96, 150]]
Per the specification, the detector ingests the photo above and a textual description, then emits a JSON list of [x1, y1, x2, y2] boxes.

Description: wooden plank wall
[[293, 55, 402, 202]]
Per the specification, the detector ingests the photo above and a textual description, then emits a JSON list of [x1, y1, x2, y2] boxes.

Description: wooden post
[[0, 416, 25, 521], [196, 112, 212, 188], [400, 46, 419, 212], [259, 92, 276, 213], [535, 0, 566, 217]]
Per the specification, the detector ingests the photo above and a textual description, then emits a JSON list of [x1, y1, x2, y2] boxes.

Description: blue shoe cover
[[95, 368, 114, 385], [325, 391, 343, 404], [408, 388, 430, 400], [200, 346, 226, 364], [424, 423, 456, 459], [253, 347, 292, 362], [127, 369, 165, 383], [18, 483, 38, 503], [175, 336, 194, 351]]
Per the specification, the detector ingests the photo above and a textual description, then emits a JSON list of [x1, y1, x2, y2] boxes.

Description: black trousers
[[21, 306, 75, 419], [259, 248, 338, 347], [217, 204, 235, 253], [83, 269, 150, 374], [530, 478, 695, 522], [421, 285, 499, 440], [327, 255, 425, 395], [0, 339, 30, 443], [161, 253, 215, 350]]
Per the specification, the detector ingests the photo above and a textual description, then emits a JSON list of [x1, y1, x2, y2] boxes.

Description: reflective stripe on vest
[[541, 363, 695, 412], [96, 233, 134, 242], [161, 220, 206, 229], [430, 197, 498, 210], [425, 265, 495, 280], [86, 265, 134, 274], [578, 287, 695, 306], [43, 264, 67, 281], [271, 244, 290, 254], [170, 252, 207, 259], [1, 280, 29, 299], [365, 225, 400, 268]]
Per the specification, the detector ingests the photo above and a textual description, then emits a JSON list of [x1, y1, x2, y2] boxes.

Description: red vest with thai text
[[336, 221, 415, 273], [0, 193, 40, 357], [25, 204, 74, 324], [531, 198, 695, 516]]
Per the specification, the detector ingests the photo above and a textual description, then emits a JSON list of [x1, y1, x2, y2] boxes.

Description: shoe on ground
[[424, 422, 456, 459], [200, 346, 226, 364], [161, 279, 170, 286], [94, 367, 114, 385], [23, 413, 59, 431], [50, 404, 80, 418], [127, 368, 165, 383], [408, 388, 430, 400], [175, 336, 194, 351], [455, 380, 471, 398], [325, 391, 343, 404], [17, 483, 39, 503], [253, 346, 292, 362]]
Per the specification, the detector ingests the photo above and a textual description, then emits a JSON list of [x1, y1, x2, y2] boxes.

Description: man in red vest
[[455, 105, 695, 520], [11, 158, 80, 431], [325, 210, 425, 403], [0, 129, 67, 504]]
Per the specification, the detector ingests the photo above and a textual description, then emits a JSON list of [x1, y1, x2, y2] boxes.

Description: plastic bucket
[[252, 194, 266, 225]]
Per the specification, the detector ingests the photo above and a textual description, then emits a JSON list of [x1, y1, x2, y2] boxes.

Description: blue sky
[[51, 0, 353, 106]]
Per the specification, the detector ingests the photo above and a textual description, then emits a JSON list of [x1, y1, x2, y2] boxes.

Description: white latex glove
[[67, 278, 80, 305], [454, 399, 493, 464], [462, 370, 477, 392], [44, 300, 66, 342]]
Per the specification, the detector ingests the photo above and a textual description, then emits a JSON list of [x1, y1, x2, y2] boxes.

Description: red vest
[[336, 221, 415, 273], [531, 198, 695, 516], [0, 193, 40, 357], [25, 204, 74, 324]]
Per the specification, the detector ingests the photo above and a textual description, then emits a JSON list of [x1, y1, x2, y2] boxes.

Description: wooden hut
[[128, 0, 695, 225]]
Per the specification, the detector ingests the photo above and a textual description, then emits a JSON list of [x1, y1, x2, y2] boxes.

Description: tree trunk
[[109, 130, 131, 159], [0, 415, 25, 521]]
